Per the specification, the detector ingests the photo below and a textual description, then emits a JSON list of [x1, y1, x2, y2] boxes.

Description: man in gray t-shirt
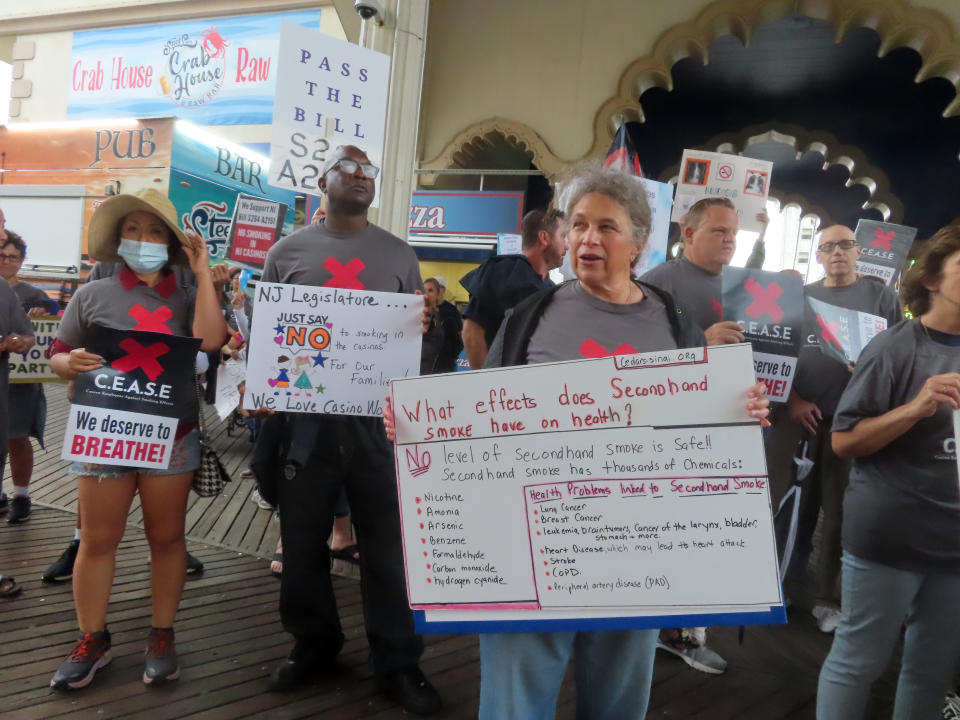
[[779, 225, 902, 632], [255, 145, 440, 714], [640, 197, 746, 345]]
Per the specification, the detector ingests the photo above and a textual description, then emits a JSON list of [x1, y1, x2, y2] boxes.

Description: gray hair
[[558, 162, 652, 254]]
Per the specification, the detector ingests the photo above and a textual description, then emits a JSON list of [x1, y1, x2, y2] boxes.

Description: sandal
[[329, 544, 360, 565], [0, 574, 22, 598], [270, 553, 283, 578]]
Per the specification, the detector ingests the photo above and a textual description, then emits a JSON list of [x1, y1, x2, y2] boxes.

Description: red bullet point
[[547, 586, 552, 591], [543, 561, 548, 566], [537, 531, 541, 536], [533, 510, 538, 515], [426, 563, 431, 569], [421, 538, 426, 544], [534, 520, 539, 524], [423, 551, 428, 557], [545, 572, 550, 576], [540, 549, 544, 554], [415, 497, 421, 504], [419, 523, 424, 529], [417, 508, 422, 514], [427, 578, 432, 583]]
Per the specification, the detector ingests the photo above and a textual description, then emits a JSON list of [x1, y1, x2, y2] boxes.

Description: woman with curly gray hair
[[386, 162, 770, 719]]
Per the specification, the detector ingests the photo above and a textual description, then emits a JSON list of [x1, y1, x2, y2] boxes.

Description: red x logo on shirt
[[744, 277, 784, 323], [816, 315, 844, 352], [579, 339, 639, 358], [112, 338, 170, 382], [870, 228, 896, 251], [710, 298, 722, 317], [129, 305, 174, 335], [323, 258, 366, 289]]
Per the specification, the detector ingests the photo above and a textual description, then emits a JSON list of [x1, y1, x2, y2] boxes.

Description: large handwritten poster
[[244, 282, 422, 416], [9, 317, 64, 383], [391, 343, 785, 633]]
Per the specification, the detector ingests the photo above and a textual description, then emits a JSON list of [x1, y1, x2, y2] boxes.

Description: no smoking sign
[[717, 164, 734, 181]]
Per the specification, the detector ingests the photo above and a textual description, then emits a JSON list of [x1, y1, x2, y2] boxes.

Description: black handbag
[[192, 378, 231, 497]]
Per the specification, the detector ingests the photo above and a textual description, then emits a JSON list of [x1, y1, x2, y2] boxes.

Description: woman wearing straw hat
[[47, 188, 228, 690]]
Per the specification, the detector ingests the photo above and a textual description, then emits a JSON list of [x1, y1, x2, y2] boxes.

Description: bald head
[[816, 224, 861, 286], [318, 145, 376, 218]]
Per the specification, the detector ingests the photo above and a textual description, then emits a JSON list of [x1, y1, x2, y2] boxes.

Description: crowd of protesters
[[0, 147, 957, 719]]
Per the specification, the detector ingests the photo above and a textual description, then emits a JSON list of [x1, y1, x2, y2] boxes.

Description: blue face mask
[[118, 238, 168, 274]]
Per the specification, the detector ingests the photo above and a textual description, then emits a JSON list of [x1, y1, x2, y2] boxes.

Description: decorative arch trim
[[588, 0, 960, 160], [418, 117, 566, 183]]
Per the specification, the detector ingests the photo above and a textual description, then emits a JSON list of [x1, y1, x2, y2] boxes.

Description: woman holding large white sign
[[47, 189, 228, 691], [386, 164, 770, 719], [817, 225, 960, 720]]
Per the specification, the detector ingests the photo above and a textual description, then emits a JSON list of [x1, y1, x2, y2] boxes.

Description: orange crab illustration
[[201, 27, 229, 59]]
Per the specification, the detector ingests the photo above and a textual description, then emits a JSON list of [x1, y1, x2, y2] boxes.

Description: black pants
[[278, 414, 422, 675]]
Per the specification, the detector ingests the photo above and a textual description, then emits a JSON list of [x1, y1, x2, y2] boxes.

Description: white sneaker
[[811, 605, 841, 633], [249, 488, 273, 510], [942, 691, 960, 719], [240, 468, 255, 479], [657, 632, 727, 674]]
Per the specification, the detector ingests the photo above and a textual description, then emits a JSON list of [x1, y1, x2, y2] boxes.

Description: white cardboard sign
[[244, 282, 422, 416], [671, 150, 772, 232], [215, 353, 247, 421], [391, 344, 784, 630], [61, 404, 178, 469], [268, 22, 390, 205]]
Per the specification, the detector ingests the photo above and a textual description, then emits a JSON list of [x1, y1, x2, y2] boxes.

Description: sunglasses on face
[[817, 239, 858, 253], [325, 159, 380, 180]]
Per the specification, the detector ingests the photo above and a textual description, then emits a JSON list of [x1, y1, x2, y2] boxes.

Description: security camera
[[354, 0, 384, 20]]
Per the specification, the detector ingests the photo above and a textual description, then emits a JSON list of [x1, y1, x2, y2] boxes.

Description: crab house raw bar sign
[[62, 326, 201, 470]]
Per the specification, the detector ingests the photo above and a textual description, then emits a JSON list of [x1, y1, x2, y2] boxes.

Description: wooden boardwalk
[[0, 384, 899, 718]]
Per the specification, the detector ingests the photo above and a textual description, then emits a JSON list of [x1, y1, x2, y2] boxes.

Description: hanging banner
[[722, 267, 803, 403], [61, 326, 201, 469], [853, 220, 917, 286], [805, 297, 888, 366], [243, 282, 421, 416], [268, 23, 390, 205], [9, 317, 65, 383], [226, 194, 287, 267], [67, 11, 321, 125], [671, 150, 772, 232], [391, 343, 785, 633], [633, 177, 673, 277]]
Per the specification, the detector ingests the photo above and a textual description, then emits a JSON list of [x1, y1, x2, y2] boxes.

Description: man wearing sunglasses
[[254, 145, 441, 715], [784, 224, 902, 633]]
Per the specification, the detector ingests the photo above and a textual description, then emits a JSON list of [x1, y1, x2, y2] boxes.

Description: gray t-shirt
[[58, 268, 195, 348], [793, 277, 902, 416], [487, 281, 678, 367], [833, 319, 960, 573], [261, 221, 422, 293], [13, 281, 56, 314], [0, 277, 35, 447], [640, 257, 721, 332]]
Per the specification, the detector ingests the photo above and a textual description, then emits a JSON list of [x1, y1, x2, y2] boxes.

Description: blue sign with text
[[409, 191, 524, 237]]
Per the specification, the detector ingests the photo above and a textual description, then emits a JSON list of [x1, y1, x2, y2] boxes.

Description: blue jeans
[[479, 629, 657, 720], [817, 552, 960, 720]]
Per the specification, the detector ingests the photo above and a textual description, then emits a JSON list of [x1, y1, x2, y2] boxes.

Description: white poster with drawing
[[244, 282, 422, 416], [671, 150, 772, 232], [390, 343, 785, 633], [268, 22, 390, 205]]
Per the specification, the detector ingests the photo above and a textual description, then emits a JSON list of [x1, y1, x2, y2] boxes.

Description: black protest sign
[[74, 325, 201, 422], [805, 296, 888, 366], [227, 193, 286, 269], [854, 220, 917, 287], [722, 267, 803, 403]]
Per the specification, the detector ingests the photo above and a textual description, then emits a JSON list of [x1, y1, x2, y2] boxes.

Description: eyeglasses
[[325, 158, 380, 180], [817, 239, 858, 253], [0, 254, 22, 263]]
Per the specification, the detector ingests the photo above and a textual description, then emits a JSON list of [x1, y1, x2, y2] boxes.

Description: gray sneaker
[[657, 631, 728, 674], [51, 629, 112, 690], [143, 627, 180, 685]]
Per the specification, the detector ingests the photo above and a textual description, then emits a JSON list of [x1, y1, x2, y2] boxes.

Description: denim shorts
[[70, 428, 201, 478]]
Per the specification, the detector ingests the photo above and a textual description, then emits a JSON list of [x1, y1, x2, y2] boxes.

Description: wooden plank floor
[[0, 384, 900, 718]]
